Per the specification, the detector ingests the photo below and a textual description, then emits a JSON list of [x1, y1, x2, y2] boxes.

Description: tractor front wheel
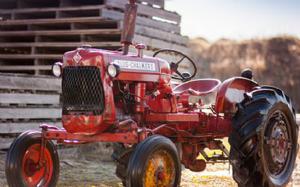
[[126, 135, 181, 187], [5, 131, 59, 187], [229, 87, 298, 187]]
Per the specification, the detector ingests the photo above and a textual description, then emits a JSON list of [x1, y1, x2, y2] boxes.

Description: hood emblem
[[73, 52, 82, 63]]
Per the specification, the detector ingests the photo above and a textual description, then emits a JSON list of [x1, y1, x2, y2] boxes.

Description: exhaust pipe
[[121, 0, 138, 55]]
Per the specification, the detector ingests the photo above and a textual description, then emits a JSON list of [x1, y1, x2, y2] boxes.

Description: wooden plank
[[0, 54, 62, 59], [0, 108, 61, 119], [0, 65, 52, 71], [0, 17, 115, 26], [127, 48, 190, 67], [0, 42, 121, 48], [0, 74, 61, 91], [0, 29, 121, 37], [138, 0, 164, 8], [0, 5, 105, 14], [127, 23, 188, 45], [0, 137, 15, 149], [101, 9, 180, 33], [141, 49, 180, 63], [0, 31, 187, 46], [105, 0, 180, 24], [0, 122, 62, 134], [134, 34, 190, 54], [0, 93, 60, 105]]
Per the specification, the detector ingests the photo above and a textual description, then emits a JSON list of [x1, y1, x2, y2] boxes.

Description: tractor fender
[[215, 77, 258, 114]]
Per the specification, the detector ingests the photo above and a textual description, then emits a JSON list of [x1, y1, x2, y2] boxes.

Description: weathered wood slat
[[0, 29, 121, 36], [101, 9, 180, 33], [0, 122, 62, 134], [134, 34, 190, 54], [0, 54, 62, 59], [0, 108, 61, 119], [0, 65, 52, 71], [0, 74, 61, 91], [5, 29, 184, 47], [138, 0, 164, 8], [0, 121, 60, 148], [141, 49, 182, 63], [0, 93, 60, 105], [0, 17, 115, 26], [105, 0, 180, 24], [0, 42, 120, 48], [0, 137, 15, 149], [133, 24, 188, 45], [0, 5, 105, 14]]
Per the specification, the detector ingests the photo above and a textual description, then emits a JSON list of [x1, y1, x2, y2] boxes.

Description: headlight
[[52, 62, 63, 77], [107, 64, 120, 78]]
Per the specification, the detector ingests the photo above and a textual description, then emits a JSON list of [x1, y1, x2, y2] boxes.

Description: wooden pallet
[[0, 0, 189, 75], [0, 73, 61, 139]]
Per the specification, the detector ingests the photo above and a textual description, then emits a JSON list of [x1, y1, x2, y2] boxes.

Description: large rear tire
[[126, 135, 181, 187], [5, 131, 60, 187], [229, 87, 298, 187]]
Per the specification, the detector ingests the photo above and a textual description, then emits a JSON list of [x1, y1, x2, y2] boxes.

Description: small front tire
[[126, 135, 181, 187], [5, 131, 60, 187]]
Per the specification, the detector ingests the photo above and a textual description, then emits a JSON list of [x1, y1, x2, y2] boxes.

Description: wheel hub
[[155, 166, 165, 181], [264, 111, 292, 175], [24, 159, 41, 177], [143, 150, 175, 187], [22, 143, 54, 187], [270, 122, 289, 164]]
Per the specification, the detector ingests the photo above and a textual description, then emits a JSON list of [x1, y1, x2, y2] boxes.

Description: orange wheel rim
[[21, 143, 54, 187], [143, 150, 175, 187]]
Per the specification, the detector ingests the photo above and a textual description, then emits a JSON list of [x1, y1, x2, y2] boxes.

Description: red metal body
[[59, 47, 257, 137], [41, 45, 258, 171], [40, 0, 259, 172]]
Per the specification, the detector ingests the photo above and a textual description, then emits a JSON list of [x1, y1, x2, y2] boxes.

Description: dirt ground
[[0, 149, 236, 187], [0, 143, 299, 187]]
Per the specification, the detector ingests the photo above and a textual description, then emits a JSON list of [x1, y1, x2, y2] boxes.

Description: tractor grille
[[62, 66, 105, 115]]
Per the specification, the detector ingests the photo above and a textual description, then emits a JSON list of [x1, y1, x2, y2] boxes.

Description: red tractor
[[5, 1, 298, 187]]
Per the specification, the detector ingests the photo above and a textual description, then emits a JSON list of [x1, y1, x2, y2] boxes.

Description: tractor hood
[[63, 47, 172, 84]]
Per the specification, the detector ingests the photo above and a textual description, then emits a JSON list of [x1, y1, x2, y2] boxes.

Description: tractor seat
[[173, 79, 221, 96]]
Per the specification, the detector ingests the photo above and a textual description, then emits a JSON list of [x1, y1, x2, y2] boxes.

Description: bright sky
[[165, 0, 300, 41]]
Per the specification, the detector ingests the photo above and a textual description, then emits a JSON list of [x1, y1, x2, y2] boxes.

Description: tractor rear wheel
[[229, 87, 298, 187], [5, 131, 59, 187], [126, 135, 181, 187]]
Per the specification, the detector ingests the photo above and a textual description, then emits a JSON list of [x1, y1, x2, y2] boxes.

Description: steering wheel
[[153, 49, 197, 82]]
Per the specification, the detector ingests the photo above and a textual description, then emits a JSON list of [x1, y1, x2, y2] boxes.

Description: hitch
[[200, 140, 230, 164]]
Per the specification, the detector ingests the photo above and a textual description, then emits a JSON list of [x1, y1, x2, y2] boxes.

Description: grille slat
[[62, 66, 105, 115]]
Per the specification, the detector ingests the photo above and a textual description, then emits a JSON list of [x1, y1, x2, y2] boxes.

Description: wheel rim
[[264, 110, 293, 177], [143, 150, 176, 187], [22, 143, 54, 187]]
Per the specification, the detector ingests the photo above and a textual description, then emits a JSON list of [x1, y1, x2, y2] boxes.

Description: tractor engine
[[57, 46, 172, 135]]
